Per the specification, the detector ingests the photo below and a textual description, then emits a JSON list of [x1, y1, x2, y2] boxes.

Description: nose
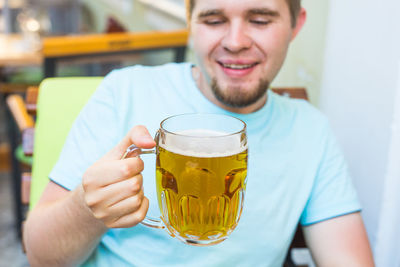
[[221, 21, 252, 53]]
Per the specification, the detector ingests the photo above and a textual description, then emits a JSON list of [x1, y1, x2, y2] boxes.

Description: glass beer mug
[[122, 114, 248, 246]]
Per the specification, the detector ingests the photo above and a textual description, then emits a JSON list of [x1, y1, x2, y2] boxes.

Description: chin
[[211, 78, 269, 108]]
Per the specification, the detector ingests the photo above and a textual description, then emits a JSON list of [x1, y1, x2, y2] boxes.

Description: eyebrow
[[197, 9, 223, 18], [247, 8, 280, 17], [197, 8, 280, 19]]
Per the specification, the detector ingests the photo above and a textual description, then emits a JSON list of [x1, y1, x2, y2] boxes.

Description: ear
[[185, 0, 192, 31], [291, 8, 307, 41]]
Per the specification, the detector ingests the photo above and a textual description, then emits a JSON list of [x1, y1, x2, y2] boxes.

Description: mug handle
[[121, 144, 165, 229]]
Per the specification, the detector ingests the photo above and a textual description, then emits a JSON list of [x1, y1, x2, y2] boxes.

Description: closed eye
[[204, 19, 226, 25], [197, 9, 226, 26], [250, 20, 271, 25]]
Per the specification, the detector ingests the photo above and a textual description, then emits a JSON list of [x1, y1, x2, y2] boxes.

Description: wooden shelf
[[42, 29, 188, 57]]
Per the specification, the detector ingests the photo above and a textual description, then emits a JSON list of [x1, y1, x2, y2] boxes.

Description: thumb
[[103, 125, 156, 160]]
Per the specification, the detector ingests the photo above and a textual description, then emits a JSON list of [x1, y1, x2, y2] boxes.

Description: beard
[[211, 78, 270, 108]]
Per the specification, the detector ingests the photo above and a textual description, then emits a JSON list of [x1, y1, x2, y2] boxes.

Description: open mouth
[[219, 62, 258, 70]]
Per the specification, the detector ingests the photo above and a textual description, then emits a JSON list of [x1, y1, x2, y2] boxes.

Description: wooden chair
[[7, 81, 308, 266]]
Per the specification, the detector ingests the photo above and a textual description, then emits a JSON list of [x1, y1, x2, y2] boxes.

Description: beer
[[155, 130, 248, 245]]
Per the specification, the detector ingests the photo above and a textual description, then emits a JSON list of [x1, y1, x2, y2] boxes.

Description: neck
[[191, 66, 267, 114]]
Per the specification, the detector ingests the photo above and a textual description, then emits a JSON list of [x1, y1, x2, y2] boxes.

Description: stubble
[[211, 78, 270, 108]]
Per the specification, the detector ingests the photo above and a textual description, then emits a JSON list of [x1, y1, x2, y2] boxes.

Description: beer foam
[[177, 129, 229, 137], [160, 129, 247, 158]]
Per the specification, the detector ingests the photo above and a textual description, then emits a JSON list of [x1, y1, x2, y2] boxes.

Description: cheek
[[192, 26, 221, 57], [254, 27, 291, 60]]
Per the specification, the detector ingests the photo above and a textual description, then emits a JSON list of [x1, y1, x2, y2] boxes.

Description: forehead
[[192, 0, 289, 15]]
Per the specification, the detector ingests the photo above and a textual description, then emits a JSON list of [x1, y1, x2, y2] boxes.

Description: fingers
[[129, 125, 157, 149], [89, 189, 145, 226], [100, 175, 143, 207], [108, 197, 149, 228], [84, 157, 144, 188], [83, 174, 143, 210], [82, 124, 155, 229], [107, 190, 145, 218], [84, 178, 148, 228], [104, 125, 156, 160]]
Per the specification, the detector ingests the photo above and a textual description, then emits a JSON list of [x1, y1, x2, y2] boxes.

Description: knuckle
[[131, 196, 142, 209], [131, 176, 142, 192], [82, 175, 92, 190], [92, 211, 105, 221], [134, 158, 145, 172], [84, 195, 97, 208], [104, 221, 116, 228], [136, 198, 148, 222], [92, 213, 101, 221], [120, 163, 133, 177], [136, 210, 147, 222]]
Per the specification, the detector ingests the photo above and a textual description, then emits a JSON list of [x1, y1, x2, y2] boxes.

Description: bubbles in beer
[[160, 168, 178, 194], [156, 128, 248, 245], [225, 168, 247, 198]]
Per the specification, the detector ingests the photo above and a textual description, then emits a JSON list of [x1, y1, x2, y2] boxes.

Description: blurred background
[[1, 0, 400, 266]]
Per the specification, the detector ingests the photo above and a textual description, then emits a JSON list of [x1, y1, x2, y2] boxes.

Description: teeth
[[222, 63, 254, 69]]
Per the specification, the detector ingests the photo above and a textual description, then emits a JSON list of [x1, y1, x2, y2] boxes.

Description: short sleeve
[[300, 123, 362, 226], [49, 73, 120, 190]]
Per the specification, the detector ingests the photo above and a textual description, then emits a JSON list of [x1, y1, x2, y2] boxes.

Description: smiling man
[[191, 0, 300, 113], [24, 0, 374, 266]]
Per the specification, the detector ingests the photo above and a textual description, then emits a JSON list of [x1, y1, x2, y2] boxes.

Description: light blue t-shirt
[[50, 63, 361, 267]]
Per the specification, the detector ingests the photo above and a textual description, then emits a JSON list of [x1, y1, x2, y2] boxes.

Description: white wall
[[320, 0, 400, 262], [273, 0, 329, 105], [374, 64, 400, 267]]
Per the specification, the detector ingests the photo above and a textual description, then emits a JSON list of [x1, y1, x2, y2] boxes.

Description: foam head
[[160, 129, 247, 158]]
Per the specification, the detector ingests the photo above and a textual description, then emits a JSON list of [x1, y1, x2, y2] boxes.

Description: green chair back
[[30, 77, 103, 209]]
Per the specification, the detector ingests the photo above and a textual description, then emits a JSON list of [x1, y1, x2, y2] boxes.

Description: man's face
[[190, 0, 304, 109]]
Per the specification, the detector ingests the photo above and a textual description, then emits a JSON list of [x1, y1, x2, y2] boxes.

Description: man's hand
[[82, 125, 156, 228]]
